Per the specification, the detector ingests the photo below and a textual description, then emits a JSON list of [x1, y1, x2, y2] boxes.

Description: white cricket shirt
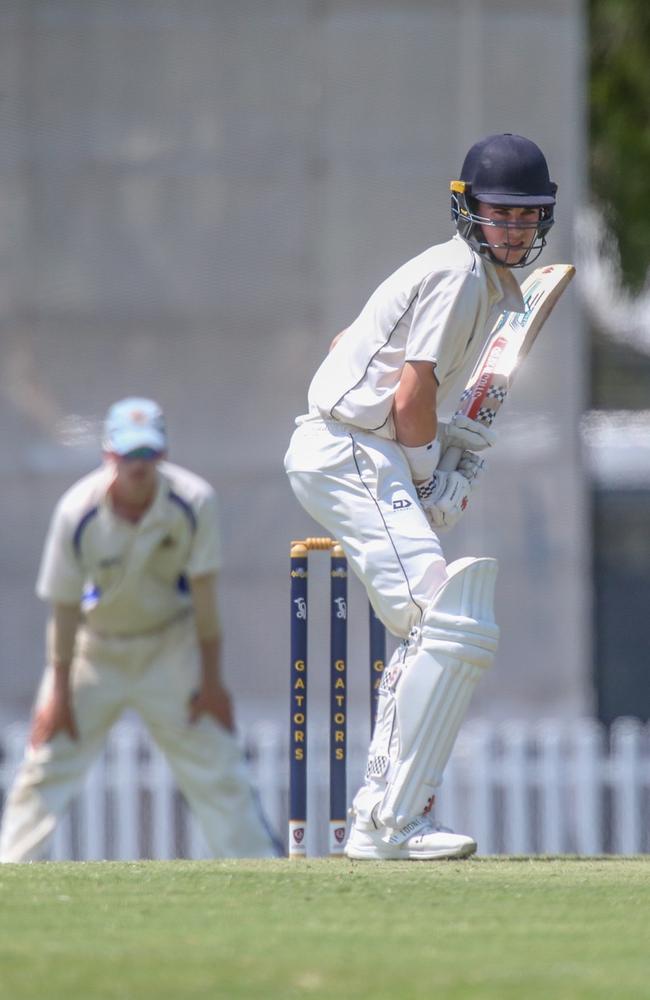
[[36, 461, 221, 636], [307, 235, 523, 436]]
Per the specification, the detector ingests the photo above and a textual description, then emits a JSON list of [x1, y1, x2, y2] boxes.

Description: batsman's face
[[477, 203, 541, 266]]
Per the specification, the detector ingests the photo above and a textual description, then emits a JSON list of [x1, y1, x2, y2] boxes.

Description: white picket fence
[[1, 717, 649, 859]]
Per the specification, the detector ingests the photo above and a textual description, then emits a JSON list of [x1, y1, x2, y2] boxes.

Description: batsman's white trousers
[[285, 416, 448, 638], [0, 616, 276, 862]]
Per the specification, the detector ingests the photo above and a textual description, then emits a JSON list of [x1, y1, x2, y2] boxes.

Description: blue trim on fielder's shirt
[[73, 505, 100, 559], [167, 490, 197, 533], [81, 584, 102, 611]]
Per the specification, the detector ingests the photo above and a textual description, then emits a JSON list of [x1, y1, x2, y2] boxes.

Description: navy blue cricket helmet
[[451, 133, 557, 267]]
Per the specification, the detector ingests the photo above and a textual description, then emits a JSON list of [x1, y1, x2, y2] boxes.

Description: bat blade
[[439, 263, 575, 471]]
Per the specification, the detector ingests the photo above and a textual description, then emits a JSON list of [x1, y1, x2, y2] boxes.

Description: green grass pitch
[[1, 857, 650, 999]]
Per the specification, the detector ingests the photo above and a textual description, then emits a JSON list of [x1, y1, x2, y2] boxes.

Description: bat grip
[[438, 445, 463, 472]]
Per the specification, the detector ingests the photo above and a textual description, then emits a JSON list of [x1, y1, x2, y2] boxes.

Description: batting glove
[[416, 450, 486, 530], [438, 414, 496, 455]]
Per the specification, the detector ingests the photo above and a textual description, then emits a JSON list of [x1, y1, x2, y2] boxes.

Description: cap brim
[[474, 192, 556, 206], [106, 429, 166, 455]]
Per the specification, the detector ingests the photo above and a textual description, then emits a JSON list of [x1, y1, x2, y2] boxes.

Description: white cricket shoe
[[344, 814, 476, 861]]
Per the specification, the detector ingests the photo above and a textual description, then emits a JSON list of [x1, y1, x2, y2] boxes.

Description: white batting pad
[[370, 557, 500, 829]]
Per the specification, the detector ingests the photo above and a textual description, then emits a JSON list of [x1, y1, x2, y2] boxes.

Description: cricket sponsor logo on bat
[[439, 263, 575, 471]]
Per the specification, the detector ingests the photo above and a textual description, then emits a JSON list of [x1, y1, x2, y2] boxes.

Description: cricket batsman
[[284, 133, 558, 859]]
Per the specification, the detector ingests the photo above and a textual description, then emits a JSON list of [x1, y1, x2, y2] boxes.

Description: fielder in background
[[285, 133, 557, 860], [0, 397, 277, 862]]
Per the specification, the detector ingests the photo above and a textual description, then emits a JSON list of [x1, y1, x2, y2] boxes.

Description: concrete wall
[[0, 0, 589, 728]]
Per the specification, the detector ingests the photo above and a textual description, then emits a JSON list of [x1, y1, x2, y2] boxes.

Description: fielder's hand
[[30, 690, 79, 748], [188, 681, 235, 731], [416, 451, 486, 529]]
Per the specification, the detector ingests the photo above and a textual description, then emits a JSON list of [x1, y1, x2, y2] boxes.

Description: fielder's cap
[[102, 397, 167, 456], [458, 133, 557, 206]]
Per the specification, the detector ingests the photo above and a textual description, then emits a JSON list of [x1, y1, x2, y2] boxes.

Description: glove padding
[[416, 450, 486, 529], [438, 414, 496, 455]]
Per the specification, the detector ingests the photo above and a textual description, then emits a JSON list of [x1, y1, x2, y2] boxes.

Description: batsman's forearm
[[393, 361, 438, 446]]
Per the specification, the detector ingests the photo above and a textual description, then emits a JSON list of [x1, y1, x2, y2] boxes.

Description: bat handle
[[438, 445, 463, 473]]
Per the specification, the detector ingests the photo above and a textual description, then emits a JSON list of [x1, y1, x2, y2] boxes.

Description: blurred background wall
[[0, 0, 588, 730]]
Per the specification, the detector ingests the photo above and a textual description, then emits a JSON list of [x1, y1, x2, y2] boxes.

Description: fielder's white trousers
[[285, 416, 448, 638], [0, 616, 276, 862]]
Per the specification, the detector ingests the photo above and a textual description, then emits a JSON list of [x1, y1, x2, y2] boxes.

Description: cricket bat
[[438, 263, 575, 471]]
